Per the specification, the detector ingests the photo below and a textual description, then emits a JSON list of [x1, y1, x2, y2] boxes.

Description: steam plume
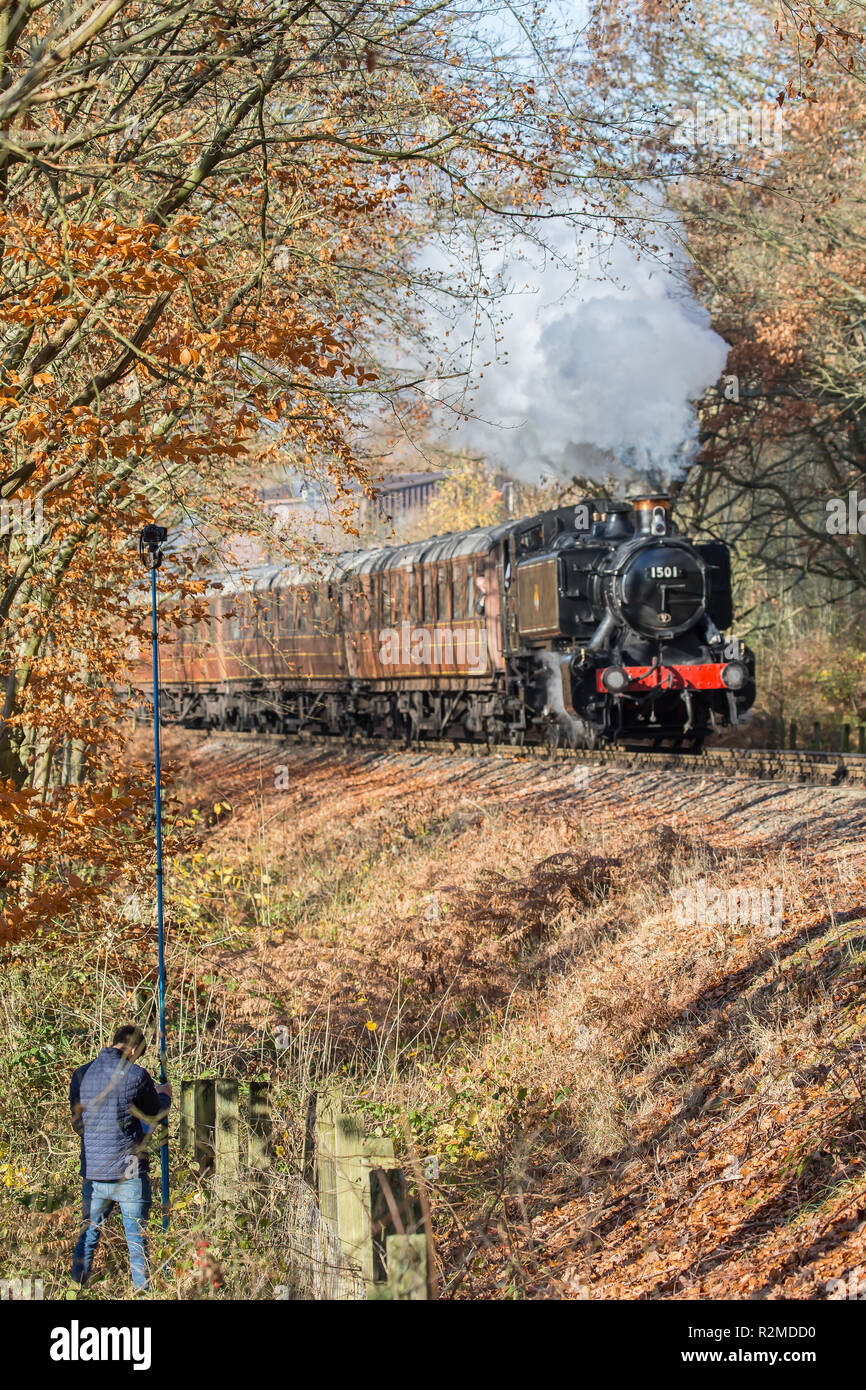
[[423, 206, 729, 484]]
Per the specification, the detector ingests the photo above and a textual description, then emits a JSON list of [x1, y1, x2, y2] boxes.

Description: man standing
[[70, 1025, 171, 1294]]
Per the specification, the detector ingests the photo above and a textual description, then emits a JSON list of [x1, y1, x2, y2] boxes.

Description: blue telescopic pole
[[148, 549, 170, 1231]]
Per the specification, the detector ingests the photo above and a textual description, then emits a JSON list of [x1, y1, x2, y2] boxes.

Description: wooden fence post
[[179, 1080, 196, 1155], [812, 721, 821, 750], [333, 1111, 367, 1276], [308, 1093, 431, 1299], [788, 721, 797, 751], [383, 1234, 428, 1300], [193, 1079, 216, 1174], [860, 726, 866, 756], [214, 1079, 239, 1202], [315, 1089, 340, 1230], [842, 723, 851, 753], [247, 1081, 271, 1171]]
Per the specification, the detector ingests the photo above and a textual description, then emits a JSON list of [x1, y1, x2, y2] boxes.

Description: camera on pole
[[139, 524, 168, 570]]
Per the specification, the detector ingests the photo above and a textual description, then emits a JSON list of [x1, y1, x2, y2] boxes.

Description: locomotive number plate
[[648, 565, 681, 579]]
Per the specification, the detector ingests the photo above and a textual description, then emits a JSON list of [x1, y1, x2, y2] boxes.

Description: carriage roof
[[206, 518, 519, 595]]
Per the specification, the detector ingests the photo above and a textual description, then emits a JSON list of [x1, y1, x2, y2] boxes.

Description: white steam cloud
[[420, 206, 729, 485]]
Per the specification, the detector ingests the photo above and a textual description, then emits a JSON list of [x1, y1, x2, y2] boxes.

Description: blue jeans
[[72, 1179, 106, 1282], [80, 1174, 152, 1292]]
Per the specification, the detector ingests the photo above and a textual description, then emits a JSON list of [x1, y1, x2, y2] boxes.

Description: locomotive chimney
[[633, 495, 671, 536], [599, 501, 634, 540]]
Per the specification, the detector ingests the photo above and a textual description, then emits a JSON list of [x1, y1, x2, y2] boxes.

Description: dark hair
[[112, 1025, 146, 1053]]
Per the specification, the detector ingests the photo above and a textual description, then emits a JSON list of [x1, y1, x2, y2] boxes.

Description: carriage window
[[422, 566, 435, 622], [228, 600, 241, 642], [408, 570, 419, 624], [437, 565, 451, 622], [473, 564, 487, 616], [468, 562, 484, 617], [453, 563, 468, 622], [360, 578, 373, 629], [392, 570, 405, 624], [295, 592, 307, 635], [381, 572, 391, 626]]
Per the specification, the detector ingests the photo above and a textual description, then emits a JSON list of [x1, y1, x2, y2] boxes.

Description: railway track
[[203, 726, 866, 788]]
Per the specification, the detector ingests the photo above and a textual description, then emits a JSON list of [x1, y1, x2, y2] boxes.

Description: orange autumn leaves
[[0, 1, 591, 942]]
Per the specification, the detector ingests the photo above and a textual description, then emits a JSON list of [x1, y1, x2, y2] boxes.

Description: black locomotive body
[[147, 494, 755, 749], [510, 495, 754, 748]]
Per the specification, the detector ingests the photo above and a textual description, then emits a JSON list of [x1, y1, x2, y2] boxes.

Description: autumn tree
[[0, 0, 642, 937], [578, 0, 866, 626]]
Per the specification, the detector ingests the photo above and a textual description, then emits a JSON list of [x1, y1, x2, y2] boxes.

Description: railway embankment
[[155, 730, 866, 1298]]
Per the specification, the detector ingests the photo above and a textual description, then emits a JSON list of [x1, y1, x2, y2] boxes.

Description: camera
[[139, 524, 168, 569]]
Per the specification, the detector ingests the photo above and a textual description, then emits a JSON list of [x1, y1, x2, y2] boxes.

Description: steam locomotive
[[145, 495, 755, 749]]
